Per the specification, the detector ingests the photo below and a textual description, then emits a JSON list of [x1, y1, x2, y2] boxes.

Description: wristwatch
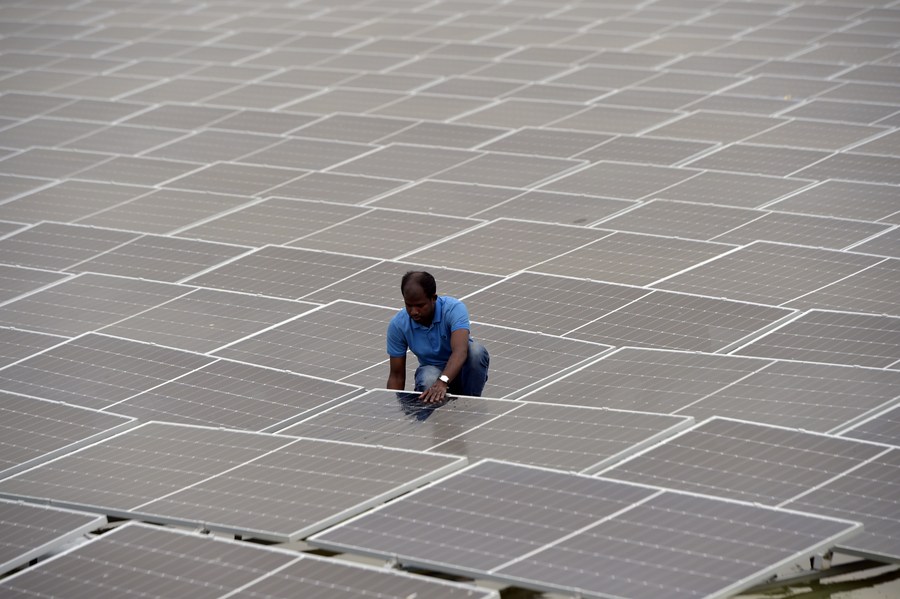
[[438, 374, 450, 384]]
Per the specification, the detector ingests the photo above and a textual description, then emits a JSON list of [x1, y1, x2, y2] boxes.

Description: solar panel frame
[[0, 333, 215, 409], [0, 499, 106, 576], [134, 436, 467, 542], [108, 359, 362, 433], [733, 309, 900, 368], [597, 417, 889, 506], [0, 273, 194, 337], [310, 459, 862, 599]]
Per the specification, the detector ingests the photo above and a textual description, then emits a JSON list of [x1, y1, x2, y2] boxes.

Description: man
[[386, 271, 489, 402]]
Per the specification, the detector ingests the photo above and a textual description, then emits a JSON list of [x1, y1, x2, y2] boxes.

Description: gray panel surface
[[0, 392, 134, 479], [0, 181, 149, 224], [310, 460, 658, 572], [311, 460, 860, 599], [840, 404, 900, 447], [597, 200, 761, 241], [213, 301, 393, 380], [69, 235, 248, 282], [291, 209, 482, 259], [656, 242, 881, 305], [498, 492, 859, 599], [303, 261, 502, 306], [0, 422, 292, 511], [177, 199, 366, 247], [735, 310, 900, 368], [186, 246, 377, 300], [565, 290, 794, 353], [465, 272, 650, 335], [0, 273, 191, 337], [283, 390, 689, 472], [0, 522, 497, 599], [522, 347, 770, 412], [600, 418, 887, 505], [0, 328, 64, 369], [0, 522, 296, 599], [785, 449, 900, 564], [0, 333, 214, 409], [530, 232, 734, 286], [402, 219, 608, 275], [111, 360, 359, 432], [0, 500, 106, 576], [370, 180, 520, 217], [683, 361, 900, 432], [138, 437, 465, 541], [0, 223, 139, 271], [100, 288, 303, 353], [0, 265, 67, 305]]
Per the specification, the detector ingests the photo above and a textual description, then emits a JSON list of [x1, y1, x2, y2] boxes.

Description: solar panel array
[[1, 0, 899, 597]]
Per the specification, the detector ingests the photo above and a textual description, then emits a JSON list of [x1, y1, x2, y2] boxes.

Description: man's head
[[401, 271, 437, 326]]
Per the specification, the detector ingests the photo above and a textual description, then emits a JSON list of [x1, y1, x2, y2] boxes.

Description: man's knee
[[467, 339, 489, 368]]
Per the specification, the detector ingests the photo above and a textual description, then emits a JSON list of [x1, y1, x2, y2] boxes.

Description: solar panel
[[69, 235, 249, 282], [303, 260, 502, 306], [682, 361, 900, 432], [598, 417, 888, 505], [0, 223, 139, 271], [0, 181, 149, 224], [310, 460, 861, 599], [281, 389, 691, 472], [401, 219, 608, 275], [370, 180, 520, 217], [76, 189, 250, 235], [265, 171, 407, 204], [0, 522, 499, 599], [0, 265, 67, 305], [530, 232, 735, 286], [565, 289, 794, 353], [734, 309, 900, 368], [290, 209, 483, 259], [785, 449, 900, 564], [138, 436, 465, 541], [176, 198, 366, 247], [333, 144, 479, 180], [464, 272, 651, 336], [851, 227, 900, 259], [521, 347, 770, 412], [839, 404, 900, 447], [214, 301, 394, 380], [542, 161, 696, 199], [0, 421, 293, 512], [0, 499, 106, 576], [597, 200, 762, 241], [656, 241, 882, 305], [473, 190, 633, 226], [186, 245, 378, 300], [0, 273, 192, 337], [111, 359, 360, 432], [100, 288, 307, 353], [0, 521, 295, 599], [0, 392, 135, 479], [0, 328, 64, 369], [767, 180, 900, 221], [713, 212, 890, 250]]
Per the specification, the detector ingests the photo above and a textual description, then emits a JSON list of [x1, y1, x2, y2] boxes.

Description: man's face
[[403, 285, 436, 326]]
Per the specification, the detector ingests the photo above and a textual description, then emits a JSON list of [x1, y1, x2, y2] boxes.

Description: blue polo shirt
[[387, 296, 470, 366]]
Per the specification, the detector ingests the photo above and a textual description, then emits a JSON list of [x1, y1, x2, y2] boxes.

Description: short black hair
[[401, 271, 436, 297]]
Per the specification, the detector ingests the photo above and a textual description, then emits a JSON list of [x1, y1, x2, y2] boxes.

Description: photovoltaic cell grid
[[2, 0, 900, 594], [310, 460, 860, 599], [280, 389, 692, 473], [0, 499, 106, 577], [0, 523, 499, 599], [598, 418, 900, 563], [0, 421, 465, 542]]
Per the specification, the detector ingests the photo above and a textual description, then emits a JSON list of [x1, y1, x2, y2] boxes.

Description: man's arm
[[387, 355, 406, 390], [420, 328, 468, 403]]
